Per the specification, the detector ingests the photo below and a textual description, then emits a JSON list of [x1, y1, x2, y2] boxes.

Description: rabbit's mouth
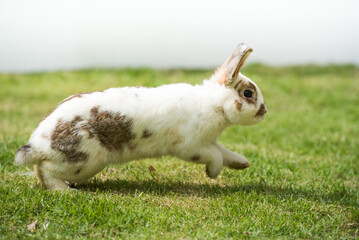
[[255, 104, 267, 117]]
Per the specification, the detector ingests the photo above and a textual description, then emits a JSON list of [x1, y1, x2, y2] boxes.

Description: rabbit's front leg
[[34, 163, 70, 191], [215, 143, 250, 170], [186, 144, 223, 179]]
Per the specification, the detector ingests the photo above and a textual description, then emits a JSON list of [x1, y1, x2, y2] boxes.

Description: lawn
[[0, 65, 358, 239]]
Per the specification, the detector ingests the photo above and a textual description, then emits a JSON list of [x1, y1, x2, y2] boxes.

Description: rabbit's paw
[[197, 144, 223, 179], [205, 159, 223, 179], [216, 143, 250, 170]]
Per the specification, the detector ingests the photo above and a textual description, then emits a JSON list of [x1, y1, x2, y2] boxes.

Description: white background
[[0, 0, 358, 72]]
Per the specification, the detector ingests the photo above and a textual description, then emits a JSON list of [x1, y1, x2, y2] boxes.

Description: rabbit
[[14, 43, 267, 190]]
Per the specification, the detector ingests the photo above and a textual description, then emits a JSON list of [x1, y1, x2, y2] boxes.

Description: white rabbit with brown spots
[[15, 43, 267, 190]]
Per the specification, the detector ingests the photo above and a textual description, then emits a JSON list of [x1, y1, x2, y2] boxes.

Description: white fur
[[14, 44, 267, 190]]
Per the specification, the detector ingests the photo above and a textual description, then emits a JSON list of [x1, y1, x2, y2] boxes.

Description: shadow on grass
[[79, 178, 357, 207]]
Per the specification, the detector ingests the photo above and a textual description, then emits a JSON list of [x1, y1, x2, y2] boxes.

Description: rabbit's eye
[[244, 89, 253, 98]]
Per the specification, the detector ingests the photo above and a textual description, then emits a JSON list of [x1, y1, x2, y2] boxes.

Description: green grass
[[1, 65, 358, 239]]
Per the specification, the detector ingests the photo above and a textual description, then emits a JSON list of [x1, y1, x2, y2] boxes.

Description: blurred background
[[0, 0, 358, 72]]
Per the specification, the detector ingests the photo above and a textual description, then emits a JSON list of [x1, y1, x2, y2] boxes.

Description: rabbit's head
[[210, 43, 267, 125]]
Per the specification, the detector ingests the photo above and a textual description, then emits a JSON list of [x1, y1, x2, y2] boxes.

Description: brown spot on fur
[[86, 106, 136, 151], [51, 116, 88, 162], [255, 103, 267, 117], [234, 100, 242, 111], [142, 129, 153, 139], [81, 125, 95, 138], [191, 154, 201, 161], [75, 168, 81, 174]]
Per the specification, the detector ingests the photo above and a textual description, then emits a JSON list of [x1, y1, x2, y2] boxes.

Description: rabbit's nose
[[255, 104, 267, 117]]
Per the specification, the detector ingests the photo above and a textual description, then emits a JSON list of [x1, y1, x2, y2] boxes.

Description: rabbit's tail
[[14, 144, 39, 166]]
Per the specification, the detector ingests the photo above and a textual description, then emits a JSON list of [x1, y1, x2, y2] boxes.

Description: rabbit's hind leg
[[215, 143, 250, 170]]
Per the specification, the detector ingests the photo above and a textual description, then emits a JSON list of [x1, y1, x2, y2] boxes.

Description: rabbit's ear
[[223, 43, 253, 81], [210, 43, 253, 85]]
